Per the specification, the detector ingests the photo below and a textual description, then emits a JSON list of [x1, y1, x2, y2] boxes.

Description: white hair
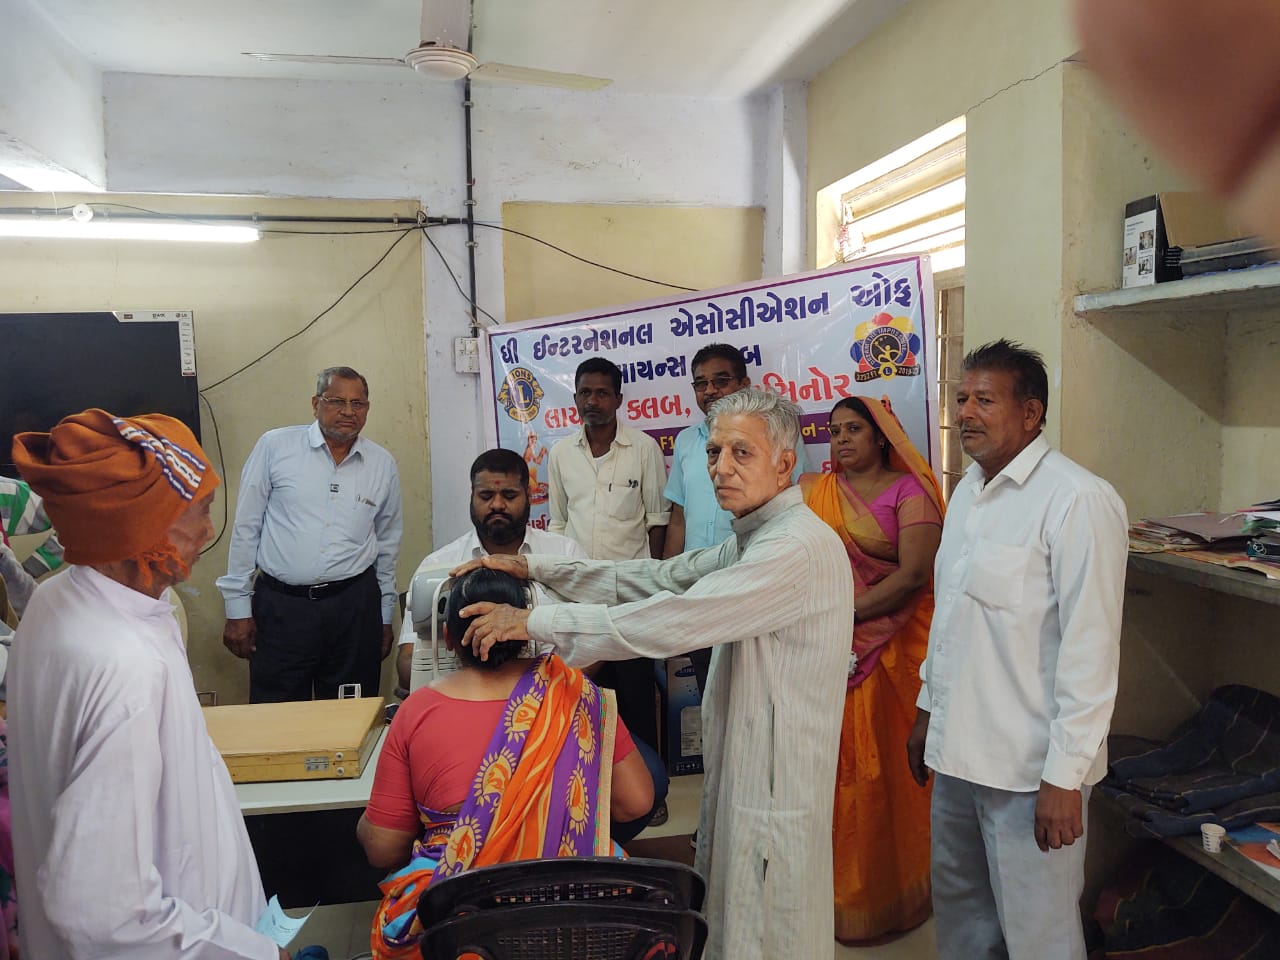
[[706, 387, 801, 463]]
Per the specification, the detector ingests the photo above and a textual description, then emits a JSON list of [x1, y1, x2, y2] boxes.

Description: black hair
[[574, 357, 623, 393], [830, 397, 890, 467], [690, 342, 748, 381], [469, 448, 529, 487], [445, 568, 532, 670], [961, 338, 1049, 428]]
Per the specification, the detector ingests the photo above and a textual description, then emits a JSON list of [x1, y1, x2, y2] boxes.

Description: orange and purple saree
[[802, 396, 943, 942], [371, 655, 617, 959]]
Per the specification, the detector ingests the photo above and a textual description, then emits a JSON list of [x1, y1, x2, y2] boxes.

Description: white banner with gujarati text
[[480, 255, 938, 528]]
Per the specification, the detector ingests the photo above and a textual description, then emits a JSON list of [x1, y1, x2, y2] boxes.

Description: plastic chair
[[417, 857, 707, 960], [417, 856, 704, 920], [419, 902, 706, 960]]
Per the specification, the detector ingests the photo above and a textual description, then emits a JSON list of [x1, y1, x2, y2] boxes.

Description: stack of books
[[1128, 512, 1250, 552], [1128, 508, 1280, 581]]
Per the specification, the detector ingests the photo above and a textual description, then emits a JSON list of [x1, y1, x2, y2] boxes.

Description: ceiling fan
[[244, 0, 612, 92]]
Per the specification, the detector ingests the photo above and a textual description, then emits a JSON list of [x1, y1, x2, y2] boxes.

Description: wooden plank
[[1128, 552, 1280, 607], [1164, 834, 1280, 914]]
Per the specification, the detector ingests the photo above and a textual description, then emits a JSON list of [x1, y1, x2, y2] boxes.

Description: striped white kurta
[[526, 486, 853, 960]]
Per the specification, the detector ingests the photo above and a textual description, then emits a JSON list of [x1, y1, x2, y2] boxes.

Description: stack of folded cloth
[[1101, 685, 1280, 837]]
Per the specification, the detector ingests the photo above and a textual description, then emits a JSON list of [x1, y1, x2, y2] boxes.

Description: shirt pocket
[[603, 481, 642, 521], [963, 538, 1031, 610], [338, 491, 378, 543]]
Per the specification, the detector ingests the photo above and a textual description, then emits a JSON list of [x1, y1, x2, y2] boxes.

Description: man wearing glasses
[[218, 366, 403, 702], [663, 344, 805, 693]]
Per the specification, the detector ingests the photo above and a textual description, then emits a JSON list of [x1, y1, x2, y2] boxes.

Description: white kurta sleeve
[[527, 528, 808, 666], [528, 542, 726, 607], [36, 668, 278, 960]]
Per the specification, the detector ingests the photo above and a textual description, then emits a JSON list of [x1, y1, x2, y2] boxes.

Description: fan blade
[[242, 52, 408, 68], [468, 62, 612, 91]]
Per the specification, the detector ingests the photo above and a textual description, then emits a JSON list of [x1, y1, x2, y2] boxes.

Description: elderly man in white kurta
[[9, 409, 284, 960], [455, 389, 853, 960]]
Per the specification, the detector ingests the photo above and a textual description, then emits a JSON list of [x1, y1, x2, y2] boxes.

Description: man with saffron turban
[[7, 409, 287, 960]]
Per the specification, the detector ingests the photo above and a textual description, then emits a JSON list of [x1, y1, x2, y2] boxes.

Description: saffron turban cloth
[[11, 409, 219, 565]]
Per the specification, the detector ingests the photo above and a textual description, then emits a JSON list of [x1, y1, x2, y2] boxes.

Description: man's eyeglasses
[[691, 374, 738, 393], [318, 396, 370, 412]]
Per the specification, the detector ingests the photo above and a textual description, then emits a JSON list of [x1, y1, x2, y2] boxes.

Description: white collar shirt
[[547, 422, 671, 560], [919, 435, 1129, 792]]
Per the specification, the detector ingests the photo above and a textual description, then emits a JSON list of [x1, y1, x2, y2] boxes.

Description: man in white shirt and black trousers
[[218, 366, 403, 702], [907, 339, 1128, 960]]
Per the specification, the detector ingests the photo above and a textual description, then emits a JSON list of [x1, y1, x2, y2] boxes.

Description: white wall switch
[[453, 337, 480, 374]]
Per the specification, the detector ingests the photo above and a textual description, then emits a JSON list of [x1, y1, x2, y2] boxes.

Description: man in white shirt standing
[[906, 339, 1128, 960], [10, 409, 285, 960], [395, 447, 589, 691], [218, 366, 403, 702], [547, 356, 670, 754]]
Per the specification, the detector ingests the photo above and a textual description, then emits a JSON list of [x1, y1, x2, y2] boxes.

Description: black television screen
[[0, 311, 201, 477]]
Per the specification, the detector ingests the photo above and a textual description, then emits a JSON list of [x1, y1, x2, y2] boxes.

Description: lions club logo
[[851, 312, 922, 383], [497, 367, 544, 423]]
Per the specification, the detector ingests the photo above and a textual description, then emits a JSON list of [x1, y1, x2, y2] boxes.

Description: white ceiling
[[33, 0, 909, 97]]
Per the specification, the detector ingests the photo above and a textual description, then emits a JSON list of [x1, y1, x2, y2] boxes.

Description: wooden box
[[203, 696, 385, 783]]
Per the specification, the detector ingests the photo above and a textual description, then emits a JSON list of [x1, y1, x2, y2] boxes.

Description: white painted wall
[[0, 0, 105, 187], [102, 73, 771, 548], [762, 80, 808, 276]]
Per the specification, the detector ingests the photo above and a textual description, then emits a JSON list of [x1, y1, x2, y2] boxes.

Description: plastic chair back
[[419, 902, 706, 960], [417, 856, 705, 926]]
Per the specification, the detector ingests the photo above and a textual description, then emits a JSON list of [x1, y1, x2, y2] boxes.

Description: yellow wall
[[1221, 313, 1280, 509], [808, 0, 1075, 448], [0, 193, 430, 704], [501, 202, 765, 322], [808, 0, 1280, 909]]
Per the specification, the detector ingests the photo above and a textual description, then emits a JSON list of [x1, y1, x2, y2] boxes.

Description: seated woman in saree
[[357, 567, 654, 960], [799, 396, 944, 944]]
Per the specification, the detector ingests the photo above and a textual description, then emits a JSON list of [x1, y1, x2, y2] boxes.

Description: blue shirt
[[217, 421, 403, 622], [663, 419, 807, 551]]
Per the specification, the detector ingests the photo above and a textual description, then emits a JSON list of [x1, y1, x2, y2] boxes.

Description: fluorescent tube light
[[0, 218, 259, 243]]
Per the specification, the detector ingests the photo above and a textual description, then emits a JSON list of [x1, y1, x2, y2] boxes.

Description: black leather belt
[[257, 568, 369, 600]]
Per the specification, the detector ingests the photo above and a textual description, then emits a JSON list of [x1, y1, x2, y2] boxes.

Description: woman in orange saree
[[800, 396, 944, 944]]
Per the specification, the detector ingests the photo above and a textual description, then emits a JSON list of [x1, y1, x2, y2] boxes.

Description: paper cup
[[1201, 823, 1226, 853]]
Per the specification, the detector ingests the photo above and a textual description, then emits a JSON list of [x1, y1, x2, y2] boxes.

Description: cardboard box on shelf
[[659, 655, 704, 776], [1122, 192, 1249, 288]]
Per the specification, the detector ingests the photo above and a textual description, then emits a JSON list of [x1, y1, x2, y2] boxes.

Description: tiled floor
[[290, 771, 938, 959]]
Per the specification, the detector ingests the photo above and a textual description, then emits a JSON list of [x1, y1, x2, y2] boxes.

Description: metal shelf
[[1075, 264, 1280, 317], [1128, 552, 1280, 607]]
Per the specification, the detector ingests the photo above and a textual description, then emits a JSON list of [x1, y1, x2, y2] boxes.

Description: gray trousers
[[931, 773, 1090, 960]]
